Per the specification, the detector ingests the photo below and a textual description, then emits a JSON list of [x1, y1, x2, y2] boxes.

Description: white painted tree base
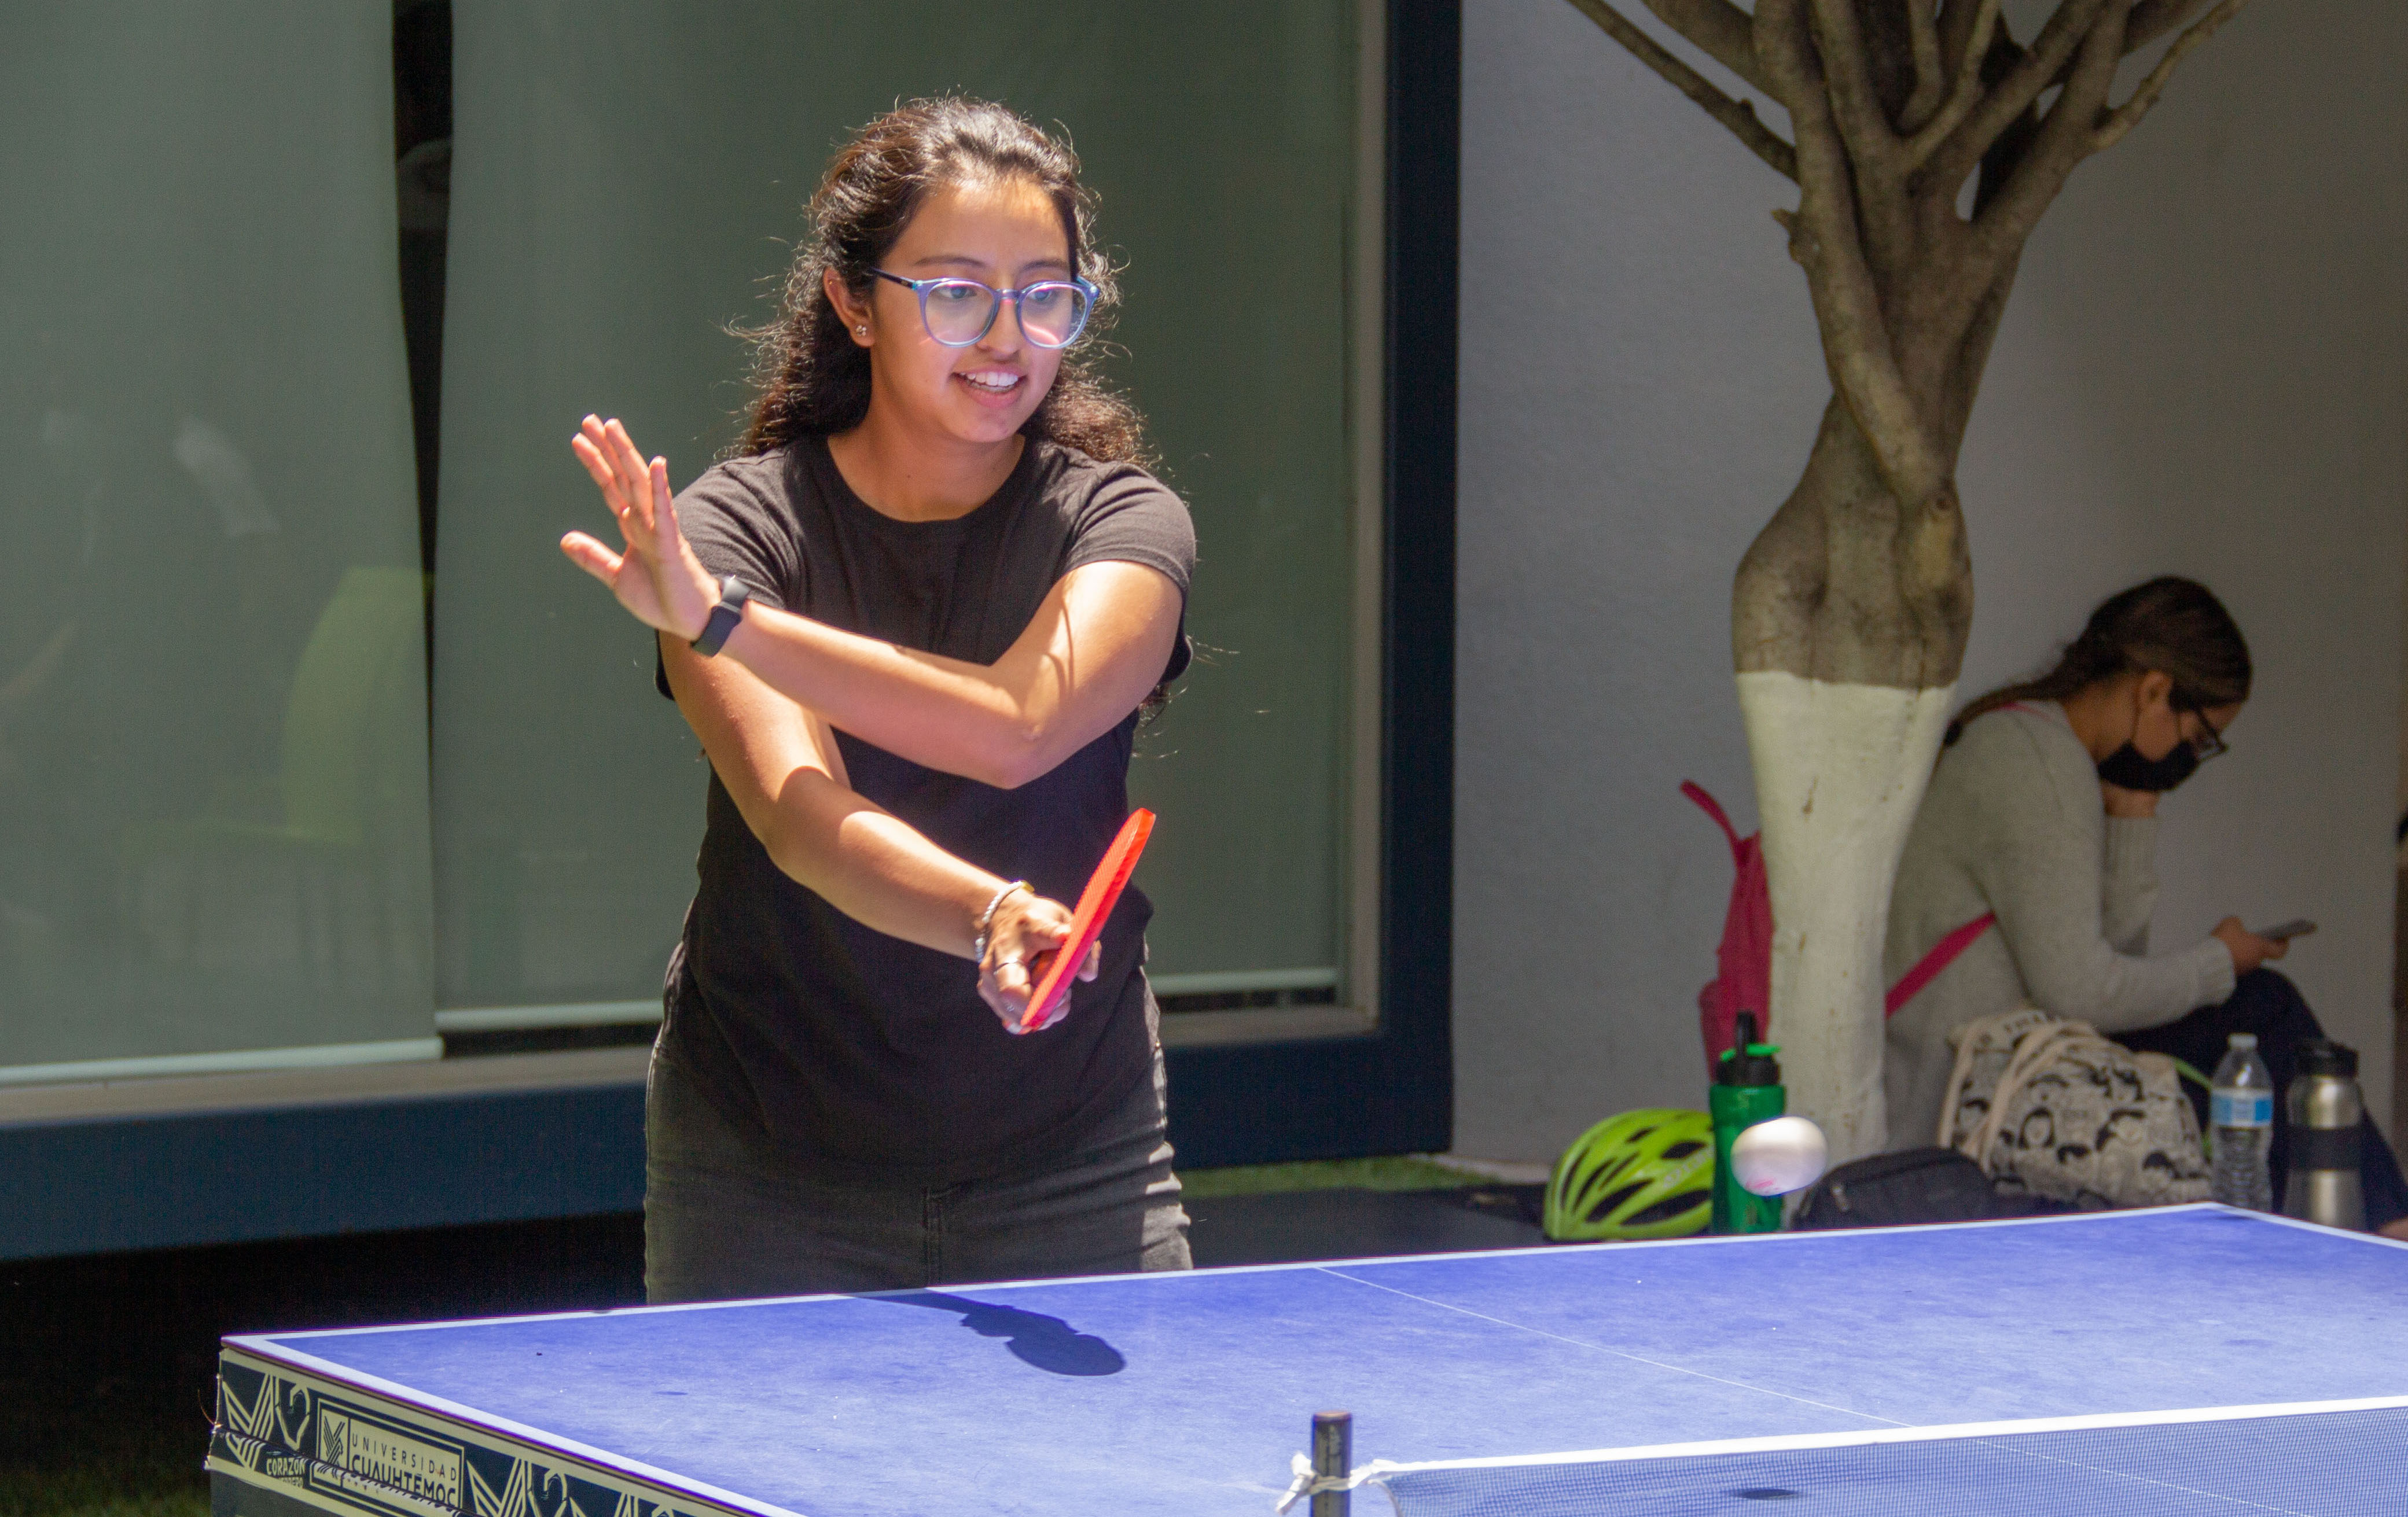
[[1736, 671, 1953, 1166]]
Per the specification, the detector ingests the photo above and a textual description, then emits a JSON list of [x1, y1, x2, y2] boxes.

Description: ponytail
[[1946, 577, 2251, 746]]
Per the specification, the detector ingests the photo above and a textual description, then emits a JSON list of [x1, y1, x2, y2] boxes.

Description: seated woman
[[1885, 576, 2408, 1237]]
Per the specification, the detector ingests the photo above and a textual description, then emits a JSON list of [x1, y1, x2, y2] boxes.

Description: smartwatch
[[690, 576, 752, 657]]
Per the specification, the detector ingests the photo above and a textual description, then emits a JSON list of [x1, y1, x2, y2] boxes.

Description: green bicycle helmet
[[1545, 1108, 1714, 1241]]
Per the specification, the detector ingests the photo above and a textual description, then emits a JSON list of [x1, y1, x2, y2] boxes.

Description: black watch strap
[[690, 576, 752, 657]]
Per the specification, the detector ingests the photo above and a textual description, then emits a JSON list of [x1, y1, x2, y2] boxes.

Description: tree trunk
[[1733, 399, 1971, 1165], [1560, 0, 2255, 1166]]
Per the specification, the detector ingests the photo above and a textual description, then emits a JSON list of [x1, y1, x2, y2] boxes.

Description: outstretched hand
[[561, 416, 718, 643]]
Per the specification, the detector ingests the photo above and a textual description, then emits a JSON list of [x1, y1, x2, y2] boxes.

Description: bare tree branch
[[1936, 255, 2023, 448], [2094, 0, 2252, 150], [2125, 0, 2217, 53], [1901, 1, 1948, 131], [1925, 0, 2112, 193], [1966, 1, 2215, 120], [1937, 0, 1994, 78], [1638, 0, 1780, 97], [1757, 0, 1951, 503], [1907, 0, 1999, 167], [1566, 0, 1800, 179], [1949, 1, 2132, 311], [1809, 0, 1903, 159], [1807, 0, 1918, 274]]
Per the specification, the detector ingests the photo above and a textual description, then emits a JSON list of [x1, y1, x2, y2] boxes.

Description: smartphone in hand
[[2250, 919, 2317, 942]]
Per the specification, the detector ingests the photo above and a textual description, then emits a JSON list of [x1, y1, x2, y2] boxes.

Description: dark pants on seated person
[[2113, 968, 2408, 1228]]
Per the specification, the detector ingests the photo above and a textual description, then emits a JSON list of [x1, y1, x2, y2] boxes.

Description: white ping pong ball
[[1730, 1116, 1828, 1196]]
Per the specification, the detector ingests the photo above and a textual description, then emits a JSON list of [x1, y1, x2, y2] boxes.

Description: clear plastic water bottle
[[2210, 1032, 2274, 1211]]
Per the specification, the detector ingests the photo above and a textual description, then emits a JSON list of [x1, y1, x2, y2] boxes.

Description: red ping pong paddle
[[1017, 809, 1155, 1033]]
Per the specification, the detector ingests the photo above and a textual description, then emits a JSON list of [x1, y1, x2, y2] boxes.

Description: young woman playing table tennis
[[560, 98, 1195, 1300], [1884, 577, 2408, 1236]]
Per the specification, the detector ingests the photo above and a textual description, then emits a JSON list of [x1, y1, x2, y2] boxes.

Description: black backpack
[[1792, 1147, 2077, 1230]]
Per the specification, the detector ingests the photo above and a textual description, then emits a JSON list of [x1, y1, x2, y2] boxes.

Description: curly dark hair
[[736, 96, 1150, 465], [1946, 576, 2252, 745]]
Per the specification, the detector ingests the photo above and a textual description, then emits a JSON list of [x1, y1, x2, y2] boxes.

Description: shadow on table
[[874, 1291, 1127, 1376]]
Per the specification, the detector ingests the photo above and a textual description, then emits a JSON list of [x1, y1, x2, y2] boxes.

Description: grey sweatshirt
[[1883, 701, 2236, 1148]]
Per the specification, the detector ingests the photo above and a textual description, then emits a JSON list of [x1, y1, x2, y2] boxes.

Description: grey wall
[[1455, 0, 2408, 1163]]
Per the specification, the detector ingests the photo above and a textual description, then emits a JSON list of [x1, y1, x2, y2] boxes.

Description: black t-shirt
[[658, 436, 1194, 1185]]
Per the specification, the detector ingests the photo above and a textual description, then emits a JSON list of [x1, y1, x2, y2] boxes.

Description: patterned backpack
[[1936, 1008, 2212, 1208]]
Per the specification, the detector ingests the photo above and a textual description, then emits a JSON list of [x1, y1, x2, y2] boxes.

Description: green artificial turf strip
[[1, 1380, 209, 1517], [4, 1474, 207, 1517], [1177, 1154, 1486, 1198]]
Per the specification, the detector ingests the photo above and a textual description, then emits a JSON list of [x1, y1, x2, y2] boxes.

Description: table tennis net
[[1355, 1398, 2408, 1517]]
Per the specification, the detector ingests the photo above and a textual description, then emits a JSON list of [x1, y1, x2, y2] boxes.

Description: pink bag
[[1683, 780, 1995, 1073], [1683, 782, 1772, 1072]]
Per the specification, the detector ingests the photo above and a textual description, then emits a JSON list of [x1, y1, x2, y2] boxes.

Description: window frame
[[1160, 0, 1457, 1165]]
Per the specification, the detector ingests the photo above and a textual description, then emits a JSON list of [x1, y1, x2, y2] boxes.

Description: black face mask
[[2097, 741, 2200, 793]]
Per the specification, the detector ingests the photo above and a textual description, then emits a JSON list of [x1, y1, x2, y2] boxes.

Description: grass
[[1177, 1153, 1488, 1197], [0, 1378, 212, 1517], [8, 1214, 647, 1517], [2, 1453, 209, 1515]]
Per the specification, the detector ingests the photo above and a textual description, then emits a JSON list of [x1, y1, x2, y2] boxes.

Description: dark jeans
[[2114, 969, 2408, 1228], [644, 1047, 1192, 1304]]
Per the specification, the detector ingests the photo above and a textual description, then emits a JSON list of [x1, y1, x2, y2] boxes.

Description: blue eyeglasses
[[870, 269, 1096, 349]]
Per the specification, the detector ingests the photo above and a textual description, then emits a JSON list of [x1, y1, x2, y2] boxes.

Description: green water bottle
[[1711, 1011, 1786, 1235]]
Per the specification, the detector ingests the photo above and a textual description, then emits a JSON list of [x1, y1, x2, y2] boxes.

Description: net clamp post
[[1278, 1411, 1385, 1515], [1277, 1454, 1377, 1514]]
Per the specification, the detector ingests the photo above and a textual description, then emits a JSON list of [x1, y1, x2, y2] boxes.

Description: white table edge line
[[215, 1345, 809, 1517], [1349, 1394, 2408, 1474], [225, 1257, 1439, 1342], [2241, 1208, 2408, 1249], [226, 1208, 2332, 1347]]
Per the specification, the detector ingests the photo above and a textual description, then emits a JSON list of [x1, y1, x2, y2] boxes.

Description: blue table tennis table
[[208, 1205, 2408, 1516]]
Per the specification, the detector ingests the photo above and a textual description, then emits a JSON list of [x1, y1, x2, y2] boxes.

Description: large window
[[430, 2, 1385, 1047], [0, 3, 436, 1081], [2, 1, 1385, 1085]]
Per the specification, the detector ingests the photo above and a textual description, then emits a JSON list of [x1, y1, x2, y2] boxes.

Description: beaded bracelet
[[970, 879, 1032, 964]]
